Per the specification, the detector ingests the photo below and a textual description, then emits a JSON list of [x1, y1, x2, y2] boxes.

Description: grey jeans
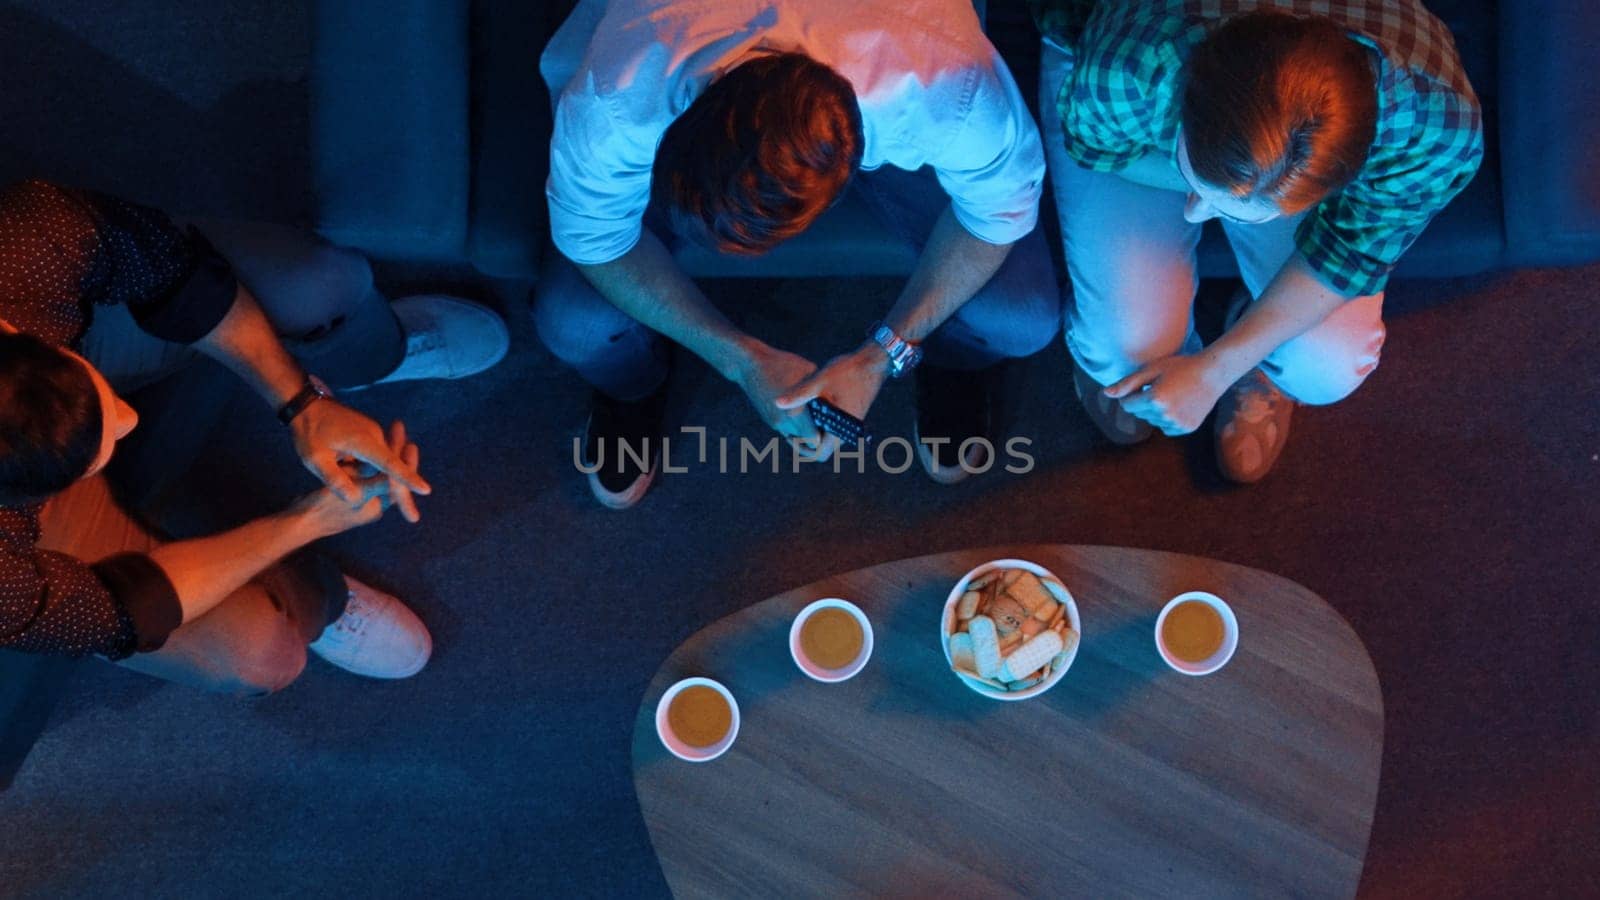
[[60, 220, 402, 693]]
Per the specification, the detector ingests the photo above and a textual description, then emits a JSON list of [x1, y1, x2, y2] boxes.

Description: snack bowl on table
[[940, 558, 1082, 701]]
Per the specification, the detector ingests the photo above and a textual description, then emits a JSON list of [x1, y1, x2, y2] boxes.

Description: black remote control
[[807, 398, 872, 450]]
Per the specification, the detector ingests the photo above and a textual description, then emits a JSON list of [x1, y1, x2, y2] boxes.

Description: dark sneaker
[[583, 385, 667, 509], [914, 362, 998, 485], [1214, 368, 1294, 483], [1071, 357, 1153, 446]]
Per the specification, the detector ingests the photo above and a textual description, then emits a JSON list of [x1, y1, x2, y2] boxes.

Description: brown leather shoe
[[1072, 359, 1153, 446], [1214, 369, 1294, 483]]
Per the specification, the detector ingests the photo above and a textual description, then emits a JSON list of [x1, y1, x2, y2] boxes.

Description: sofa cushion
[[311, 0, 472, 263], [1497, 0, 1600, 266]]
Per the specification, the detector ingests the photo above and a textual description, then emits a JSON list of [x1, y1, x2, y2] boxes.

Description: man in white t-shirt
[[535, 0, 1059, 508]]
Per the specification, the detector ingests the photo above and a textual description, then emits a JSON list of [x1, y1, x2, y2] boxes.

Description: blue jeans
[[532, 166, 1060, 401]]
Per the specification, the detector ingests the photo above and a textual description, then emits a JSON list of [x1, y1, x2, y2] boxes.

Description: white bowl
[[1154, 591, 1238, 676], [941, 558, 1081, 701], [654, 677, 741, 762], [789, 598, 874, 682]]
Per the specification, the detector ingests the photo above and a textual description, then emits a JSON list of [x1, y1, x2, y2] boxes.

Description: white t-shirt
[[547, 0, 1045, 265]]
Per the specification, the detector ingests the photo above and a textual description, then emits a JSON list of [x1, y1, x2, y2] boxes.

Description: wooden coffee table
[[631, 546, 1383, 899]]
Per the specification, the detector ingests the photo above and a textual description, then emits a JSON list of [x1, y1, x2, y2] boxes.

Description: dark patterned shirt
[[0, 179, 237, 658], [1033, 0, 1485, 296]]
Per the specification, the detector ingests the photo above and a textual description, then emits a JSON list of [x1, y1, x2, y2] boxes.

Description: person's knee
[[986, 294, 1062, 361], [223, 635, 307, 698], [952, 287, 1062, 363], [304, 243, 375, 313], [936, 231, 1061, 362], [209, 592, 308, 698], [1066, 308, 1192, 386], [531, 274, 630, 367], [1064, 260, 1196, 386], [1267, 321, 1386, 406]]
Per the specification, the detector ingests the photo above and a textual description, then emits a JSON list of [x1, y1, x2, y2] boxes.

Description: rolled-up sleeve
[[932, 54, 1046, 245], [0, 542, 182, 660], [1295, 78, 1485, 297], [546, 83, 659, 266], [72, 188, 240, 344]]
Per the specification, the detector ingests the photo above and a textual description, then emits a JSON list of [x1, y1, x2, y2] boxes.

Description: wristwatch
[[867, 322, 923, 379], [277, 375, 333, 425]]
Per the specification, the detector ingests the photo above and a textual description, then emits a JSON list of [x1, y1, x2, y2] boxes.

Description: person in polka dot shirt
[[0, 180, 504, 692]]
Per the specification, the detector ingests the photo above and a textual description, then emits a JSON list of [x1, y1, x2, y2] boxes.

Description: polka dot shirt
[[1, 179, 235, 659]]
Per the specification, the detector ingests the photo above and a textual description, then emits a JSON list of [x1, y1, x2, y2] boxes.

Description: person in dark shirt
[[0, 179, 506, 692]]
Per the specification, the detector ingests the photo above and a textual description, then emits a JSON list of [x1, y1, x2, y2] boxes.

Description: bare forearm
[[885, 206, 1014, 342], [196, 285, 306, 409], [1201, 254, 1346, 384], [576, 232, 757, 381], [148, 507, 328, 625]]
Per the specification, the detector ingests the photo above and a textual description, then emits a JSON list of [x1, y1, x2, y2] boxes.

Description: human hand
[[774, 342, 888, 462], [1104, 353, 1230, 436], [290, 399, 431, 506], [733, 342, 824, 456], [340, 420, 424, 523], [291, 463, 394, 538]]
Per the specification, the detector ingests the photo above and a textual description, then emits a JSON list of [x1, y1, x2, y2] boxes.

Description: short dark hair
[[0, 333, 104, 506], [652, 52, 864, 255], [1182, 10, 1378, 215]]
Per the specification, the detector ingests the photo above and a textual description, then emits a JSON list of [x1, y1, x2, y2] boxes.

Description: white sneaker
[[374, 295, 510, 385], [309, 576, 433, 679]]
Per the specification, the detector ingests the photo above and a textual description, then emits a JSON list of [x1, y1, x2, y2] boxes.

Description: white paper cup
[[789, 598, 874, 682], [655, 677, 740, 762], [941, 559, 1081, 701], [1154, 591, 1239, 676]]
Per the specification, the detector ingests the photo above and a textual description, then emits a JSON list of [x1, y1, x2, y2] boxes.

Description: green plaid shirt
[[1031, 0, 1484, 296]]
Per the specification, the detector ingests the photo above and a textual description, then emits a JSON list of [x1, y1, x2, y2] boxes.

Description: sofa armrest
[[1498, 1, 1600, 267], [310, 0, 471, 263]]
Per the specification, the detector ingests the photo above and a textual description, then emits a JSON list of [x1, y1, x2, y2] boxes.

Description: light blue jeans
[[1039, 42, 1385, 405]]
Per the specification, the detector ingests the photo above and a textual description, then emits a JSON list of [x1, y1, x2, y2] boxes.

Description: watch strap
[[277, 375, 331, 425], [868, 322, 923, 378]]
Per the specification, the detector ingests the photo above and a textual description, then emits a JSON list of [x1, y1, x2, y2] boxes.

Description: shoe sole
[[913, 421, 977, 486], [588, 464, 658, 509], [1213, 411, 1292, 485], [583, 414, 660, 510], [310, 636, 432, 680]]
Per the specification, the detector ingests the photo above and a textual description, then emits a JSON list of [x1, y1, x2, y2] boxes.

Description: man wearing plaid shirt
[[1032, 0, 1483, 481]]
